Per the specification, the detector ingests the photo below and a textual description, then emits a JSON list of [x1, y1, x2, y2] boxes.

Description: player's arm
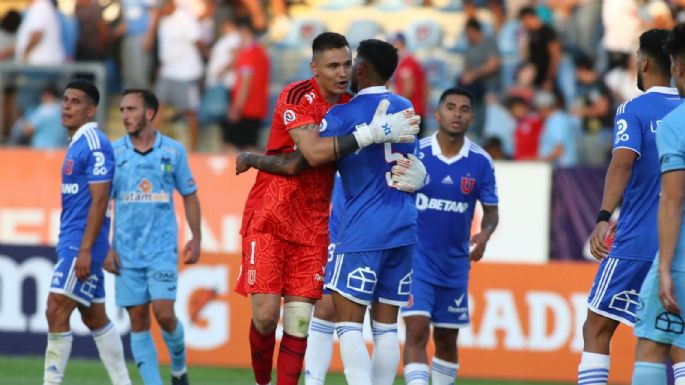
[[75, 182, 110, 280], [469, 204, 499, 262], [182, 192, 202, 264], [289, 123, 361, 167], [658, 169, 685, 314], [236, 150, 309, 176]]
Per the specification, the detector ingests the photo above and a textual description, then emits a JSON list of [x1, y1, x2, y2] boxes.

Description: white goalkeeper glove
[[390, 153, 427, 193], [353, 99, 421, 148]]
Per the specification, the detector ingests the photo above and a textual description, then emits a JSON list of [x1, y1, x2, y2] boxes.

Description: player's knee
[[582, 314, 617, 341], [253, 310, 281, 334], [405, 326, 430, 348], [154, 309, 177, 332], [433, 328, 458, 353], [283, 301, 315, 338]]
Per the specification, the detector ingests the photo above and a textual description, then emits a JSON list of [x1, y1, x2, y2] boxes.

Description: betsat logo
[[416, 193, 468, 213]]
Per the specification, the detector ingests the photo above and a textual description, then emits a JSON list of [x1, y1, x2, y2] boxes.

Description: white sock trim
[[579, 351, 610, 368]]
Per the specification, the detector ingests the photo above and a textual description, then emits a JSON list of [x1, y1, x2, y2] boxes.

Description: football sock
[[249, 321, 275, 385], [431, 357, 459, 385], [674, 362, 685, 385], [404, 362, 430, 385], [336, 322, 372, 385], [43, 331, 73, 385], [162, 321, 187, 376], [304, 318, 335, 385], [276, 332, 308, 385], [578, 351, 609, 385], [93, 322, 132, 385], [371, 321, 399, 385], [130, 330, 162, 385], [632, 362, 666, 385]]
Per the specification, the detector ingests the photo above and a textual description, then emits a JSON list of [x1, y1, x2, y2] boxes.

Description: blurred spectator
[[674, 0, 685, 24], [459, 18, 500, 137], [155, 0, 204, 151], [645, 1, 675, 30], [21, 85, 67, 149], [0, 10, 20, 60], [548, 0, 602, 60], [602, 0, 641, 70], [223, 18, 269, 152], [604, 53, 641, 105], [535, 90, 578, 167], [518, 6, 561, 90], [74, 0, 109, 61], [483, 136, 507, 160], [202, 18, 240, 125], [13, 0, 64, 64], [507, 95, 543, 161], [482, 96, 514, 157], [572, 55, 612, 166], [115, 0, 160, 89], [508, 61, 537, 104], [389, 32, 427, 136]]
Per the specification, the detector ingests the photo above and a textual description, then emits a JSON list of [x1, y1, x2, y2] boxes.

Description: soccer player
[[234, 32, 419, 385], [402, 87, 499, 385], [44, 79, 131, 385], [580, 29, 681, 385], [318, 38, 424, 385], [631, 23, 685, 385], [104, 89, 201, 385]]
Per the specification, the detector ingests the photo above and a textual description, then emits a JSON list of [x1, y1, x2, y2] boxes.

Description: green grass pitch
[[0, 355, 573, 385]]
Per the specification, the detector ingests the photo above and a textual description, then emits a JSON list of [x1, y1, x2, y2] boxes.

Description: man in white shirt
[[15, 0, 65, 64]]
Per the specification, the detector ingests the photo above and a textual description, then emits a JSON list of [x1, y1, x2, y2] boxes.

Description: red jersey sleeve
[[274, 101, 318, 131]]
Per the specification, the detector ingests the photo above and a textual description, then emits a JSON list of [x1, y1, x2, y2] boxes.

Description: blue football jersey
[[320, 86, 417, 252], [111, 132, 197, 268], [413, 134, 498, 286], [656, 101, 685, 272], [611, 86, 682, 261], [329, 172, 344, 243], [57, 122, 114, 262]]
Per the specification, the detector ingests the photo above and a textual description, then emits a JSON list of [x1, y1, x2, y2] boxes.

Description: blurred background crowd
[[0, 0, 679, 165]]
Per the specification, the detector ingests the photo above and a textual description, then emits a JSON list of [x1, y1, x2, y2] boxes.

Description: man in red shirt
[[224, 19, 269, 152], [234, 32, 420, 385], [390, 32, 427, 136], [507, 95, 543, 160]]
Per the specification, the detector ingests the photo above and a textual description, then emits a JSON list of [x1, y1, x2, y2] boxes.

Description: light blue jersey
[[413, 133, 498, 287], [319, 86, 417, 253], [57, 122, 114, 262], [656, 100, 685, 271], [111, 131, 197, 268], [611, 86, 682, 262]]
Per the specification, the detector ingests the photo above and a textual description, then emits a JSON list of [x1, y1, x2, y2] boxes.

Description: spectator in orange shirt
[[389, 32, 427, 136], [224, 18, 270, 152]]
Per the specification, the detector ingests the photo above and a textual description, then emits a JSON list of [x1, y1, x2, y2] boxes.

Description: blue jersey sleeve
[[86, 146, 114, 183], [657, 116, 685, 173], [479, 158, 499, 205], [319, 107, 346, 138], [612, 102, 642, 156], [174, 146, 197, 196]]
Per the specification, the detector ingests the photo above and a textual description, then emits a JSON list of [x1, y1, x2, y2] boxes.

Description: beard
[[128, 117, 146, 137], [637, 71, 644, 91]]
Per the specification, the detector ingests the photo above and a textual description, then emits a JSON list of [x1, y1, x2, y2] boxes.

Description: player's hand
[[104, 248, 121, 275], [469, 232, 489, 262], [353, 99, 421, 148], [589, 221, 610, 260], [390, 154, 427, 193], [183, 238, 201, 264], [236, 152, 253, 175], [659, 268, 681, 314], [75, 249, 92, 281]]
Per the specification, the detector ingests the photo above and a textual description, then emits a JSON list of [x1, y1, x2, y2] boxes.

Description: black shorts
[[222, 117, 261, 148]]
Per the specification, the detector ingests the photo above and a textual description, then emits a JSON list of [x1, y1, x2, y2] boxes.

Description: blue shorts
[[324, 245, 414, 306], [587, 256, 652, 326], [401, 276, 469, 329], [50, 250, 106, 307], [635, 261, 685, 349], [115, 257, 178, 307], [322, 243, 336, 296]]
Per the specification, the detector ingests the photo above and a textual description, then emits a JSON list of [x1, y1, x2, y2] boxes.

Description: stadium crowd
[[0, 0, 682, 163]]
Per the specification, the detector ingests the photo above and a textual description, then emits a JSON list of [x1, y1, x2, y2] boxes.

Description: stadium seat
[[434, 0, 463, 12], [376, 0, 422, 12], [274, 17, 327, 49], [345, 19, 385, 48], [404, 19, 444, 51], [421, 57, 448, 88], [319, 0, 364, 10]]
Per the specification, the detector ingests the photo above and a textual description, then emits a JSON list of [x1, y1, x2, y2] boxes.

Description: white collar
[[355, 86, 389, 96], [431, 132, 471, 165], [645, 86, 679, 95], [69, 122, 98, 148]]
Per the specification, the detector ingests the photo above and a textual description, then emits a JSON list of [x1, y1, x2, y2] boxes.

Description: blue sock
[[131, 331, 162, 385], [162, 321, 187, 376], [632, 362, 666, 385]]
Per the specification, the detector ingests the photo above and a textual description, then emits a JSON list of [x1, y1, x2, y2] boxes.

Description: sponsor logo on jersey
[[461, 176, 475, 195], [61, 183, 79, 194], [416, 193, 469, 213], [283, 109, 296, 125], [119, 179, 171, 203], [63, 159, 74, 175], [304, 91, 316, 104]]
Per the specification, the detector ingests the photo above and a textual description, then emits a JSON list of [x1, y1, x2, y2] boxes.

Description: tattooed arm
[[235, 150, 310, 176], [288, 123, 360, 167]]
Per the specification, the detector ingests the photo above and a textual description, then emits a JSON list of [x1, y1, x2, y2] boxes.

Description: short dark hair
[[122, 89, 160, 117], [638, 29, 672, 76], [236, 17, 256, 34], [504, 95, 529, 109], [438, 87, 473, 105], [356, 39, 398, 83], [465, 18, 481, 32], [0, 10, 21, 33], [518, 6, 537, 19], [574, 54, 594, 71], [312, 32, 349, 55], [65, 79, 100, 106]]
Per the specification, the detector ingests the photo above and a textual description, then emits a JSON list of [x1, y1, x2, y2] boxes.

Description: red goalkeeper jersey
[[240, 78, 352, 246]]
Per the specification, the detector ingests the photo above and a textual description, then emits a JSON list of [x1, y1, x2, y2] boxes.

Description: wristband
[[596, 209, 611, 223]]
